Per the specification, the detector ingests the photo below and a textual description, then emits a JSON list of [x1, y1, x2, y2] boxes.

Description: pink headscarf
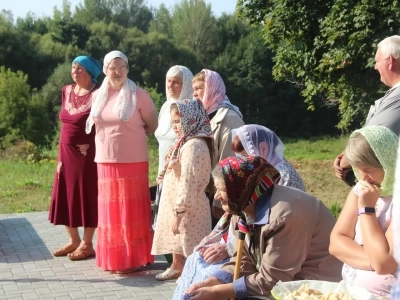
[[200, 69, 242, 118]]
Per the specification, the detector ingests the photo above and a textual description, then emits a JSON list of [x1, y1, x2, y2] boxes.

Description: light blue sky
[[1, 0, 237, 19]]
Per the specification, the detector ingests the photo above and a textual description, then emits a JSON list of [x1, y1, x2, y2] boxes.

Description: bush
[[2, 140, 47, 162]]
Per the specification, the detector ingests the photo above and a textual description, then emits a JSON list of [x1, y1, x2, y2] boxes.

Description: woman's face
[[214, 180, 232, 213], [356, 164, 385, 187], [167, 76, 183, 99], [192, 80, 205, 101], [71, 63, 91, 86], [170, 109, 182, 136], [106, 58, 128, 88]]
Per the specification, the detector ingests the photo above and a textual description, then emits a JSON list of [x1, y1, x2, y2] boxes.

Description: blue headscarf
[[72, 56, 101, 83]]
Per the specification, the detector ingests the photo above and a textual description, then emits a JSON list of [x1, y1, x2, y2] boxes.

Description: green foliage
[[1, 140, 44, 162], [214, 29, 340, 137], [172, 0, 220, 65], [329, 202, 343, 219], [237, 0, 400, 130], [0, 67, 31, 148]]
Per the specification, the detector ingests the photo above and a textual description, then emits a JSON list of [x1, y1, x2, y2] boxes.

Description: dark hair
[[170, 103, 179, 114], [231, 135, 245, 153]]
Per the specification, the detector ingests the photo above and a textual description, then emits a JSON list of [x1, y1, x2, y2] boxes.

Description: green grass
[[0, 135, 352, 215], [283, 135, 349, 161]]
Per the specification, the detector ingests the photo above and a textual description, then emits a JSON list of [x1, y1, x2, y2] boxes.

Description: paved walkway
[[0, 212, 176, 300]]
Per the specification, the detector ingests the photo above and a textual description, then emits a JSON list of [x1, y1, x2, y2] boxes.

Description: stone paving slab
[[0, 212, 176, 299]]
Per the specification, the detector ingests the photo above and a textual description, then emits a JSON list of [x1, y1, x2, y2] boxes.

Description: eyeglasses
[[108, 66, 127, 72]]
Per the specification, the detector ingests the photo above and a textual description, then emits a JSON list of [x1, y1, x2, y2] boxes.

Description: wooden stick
[[231, 231, 246, 300], [233, 238, 244, 281]]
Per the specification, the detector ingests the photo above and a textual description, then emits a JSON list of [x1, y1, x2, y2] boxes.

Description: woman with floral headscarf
[[151, 99, 214, 281], [192, 69, 245, 222], [86, 50, 158, 273], [153, 65, 193, 229], [50, 55, 101, 260], [173, 126, 305, 299], [184, 156, 341, 300], [330, 126, 398, 297]]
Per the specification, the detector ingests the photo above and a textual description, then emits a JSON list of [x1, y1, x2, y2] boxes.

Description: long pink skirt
[[96, 162, 154, 271]]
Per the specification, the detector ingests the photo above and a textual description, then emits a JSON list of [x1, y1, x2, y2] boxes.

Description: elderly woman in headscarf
[[231, 124, 305, 191], [192, 69, 245, 222], [49, 55, 101, 261], [183, 156, 342, 300], [151, 99, 214, 281], [85, 50, 158, 273], [330, 126, 398, 297], [172, 126, 306, 299], [153, 65, 193, 229]]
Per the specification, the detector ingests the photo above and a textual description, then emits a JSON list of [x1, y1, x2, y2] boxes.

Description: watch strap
[[357, 207, 376, 216]]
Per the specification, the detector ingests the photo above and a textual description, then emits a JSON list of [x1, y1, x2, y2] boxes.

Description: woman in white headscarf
[[153, 66, 193, 229], [86, 50, 158, 273], [231, 124, 306, 191]]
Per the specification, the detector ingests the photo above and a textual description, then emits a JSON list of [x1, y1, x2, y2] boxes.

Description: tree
[[149, 4, 173, 38], [213, 29, 340, 137], [0, 67, 31, 148], [237, 0, 400, 130], [172, 0, 220, 65]]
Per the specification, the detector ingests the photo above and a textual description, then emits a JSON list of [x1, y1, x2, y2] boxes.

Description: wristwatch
[[172, 208, 186, 217], [357, 207, 376, 216]]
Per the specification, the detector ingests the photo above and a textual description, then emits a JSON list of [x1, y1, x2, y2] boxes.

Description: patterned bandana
[[157, 99, 214, 182], [200, 69, 243, 118], [350, 126, 398, 197], [217, 156, 281, 237]]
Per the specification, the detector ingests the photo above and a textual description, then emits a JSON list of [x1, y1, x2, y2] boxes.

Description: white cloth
[[232, 124, 285, 167], [85, 50, 137, 134], [154, 65, 193, 172]]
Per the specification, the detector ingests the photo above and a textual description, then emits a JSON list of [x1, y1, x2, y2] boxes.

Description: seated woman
[[173, 125, 307, 299], [182, 156, 342, 299], [330, 125, 398, 297]]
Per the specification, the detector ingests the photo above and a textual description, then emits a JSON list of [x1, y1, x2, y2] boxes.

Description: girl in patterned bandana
[[152, 99, 214, 281]]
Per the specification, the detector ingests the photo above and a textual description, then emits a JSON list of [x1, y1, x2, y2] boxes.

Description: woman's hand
[[358, 182, 380, 208], [171, 216, 181, 235], [200, 244, 229, 264], [184, 286, 220, 300]]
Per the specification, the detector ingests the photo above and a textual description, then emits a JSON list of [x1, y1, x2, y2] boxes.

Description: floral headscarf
[[157, 99, 214, 182], [85, 50, 137, 134], [233, 125, 285, 167], [219, 156, 281, 215], [199, 69, 243, 118], [348, 125, 398, 197]]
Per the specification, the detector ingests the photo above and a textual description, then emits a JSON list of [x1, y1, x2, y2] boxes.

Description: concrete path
[[0, 212, 176, 299]]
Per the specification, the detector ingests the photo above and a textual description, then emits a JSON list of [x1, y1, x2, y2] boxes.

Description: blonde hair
[[345, 132, 382, 169], [192, 71, 206, 84]]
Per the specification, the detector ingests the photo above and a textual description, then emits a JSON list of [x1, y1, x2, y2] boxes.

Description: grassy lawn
[[0, 136, 351, 215]]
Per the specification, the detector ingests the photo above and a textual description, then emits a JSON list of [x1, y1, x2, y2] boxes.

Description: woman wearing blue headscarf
[[49, 55, 101, 260]]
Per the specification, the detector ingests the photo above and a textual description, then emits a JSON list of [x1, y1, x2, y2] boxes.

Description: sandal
[[67, 249, 96, 261], [53, 244, 78, 257], [155, 268, 182, 281]]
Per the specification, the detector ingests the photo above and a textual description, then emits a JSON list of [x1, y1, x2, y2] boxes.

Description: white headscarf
[[233, 124, 284, 167], [85, 50, 137, 134], [158, 65, 193, 135]]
